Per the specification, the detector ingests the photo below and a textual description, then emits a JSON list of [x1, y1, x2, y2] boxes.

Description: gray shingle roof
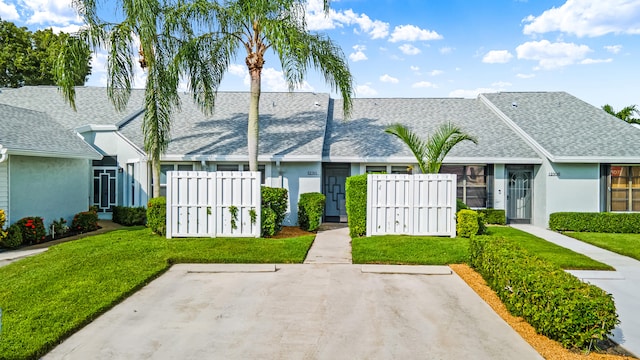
[[0, 104, 101, 159], [0, 86, 144, 130], [325, 97, 541, 163], [119, 92, 330, 160], [481, 92, 640, 162]]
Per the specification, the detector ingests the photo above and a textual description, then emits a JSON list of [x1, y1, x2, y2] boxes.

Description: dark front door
[[93, 167, 118, 214], [323, 164, 350, 222], [507, 167, 533, 224]]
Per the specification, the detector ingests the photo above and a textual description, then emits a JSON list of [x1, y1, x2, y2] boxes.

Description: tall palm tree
[[385, 123, 478, 174], [167, 0, 353, 171], [55, 0, 180, 197], [602, 104, 640, 124]]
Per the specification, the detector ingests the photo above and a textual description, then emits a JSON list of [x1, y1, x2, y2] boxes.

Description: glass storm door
[[507, 169, 532, 224], [93, 167, 117, 213], [323, 164, 349, 222]]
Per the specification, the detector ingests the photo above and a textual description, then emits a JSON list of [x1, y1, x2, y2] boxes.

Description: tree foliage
[[385, 122, 478, 174], [0, 20, 91, 87], [602, 104, 640, 124]]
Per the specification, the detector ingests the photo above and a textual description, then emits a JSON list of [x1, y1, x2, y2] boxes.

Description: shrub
[[15, 216, 47, 245], [71, 211, 99, 233], [147, 197, 166, 236], [261, 186, 288, 233], [456, 199, 469, 213], [0, 209, 6, 244], [469, 236, 618, 349], [549, 212, 640, 233], [112, 206, 147, 226], [456, 209, 479, 238], [1, 224, 23, 249], [49, 218, 69, 238], [298, 192, 325, 232], [346, 174, 367, 238], [477, 209, 506, 225], [261, 207, 277, 237]]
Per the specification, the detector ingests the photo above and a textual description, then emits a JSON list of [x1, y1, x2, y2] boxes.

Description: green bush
[[469, 236, 618, 349], [261, 207, 277, 237], [1, 223, 23, 249], [456, 199, 469, 213], [346, 174, 368, 238], [456, 209, 479, 238], [147, 197, 166, 236], [0, 209, 6, 245], [477, 209, 506, 225], [261, 186, 288, 233], [16, 216, 47, 245], [71, 211, 99, 233], [549, 212, 640, 233], [298, 192, 325, 232], [49, 218, 69, 238], [112, 206, 147, 226]]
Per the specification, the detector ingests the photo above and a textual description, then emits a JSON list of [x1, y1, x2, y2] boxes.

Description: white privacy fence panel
[[166, 171, 261, 238], [367, 174, 456, 237]]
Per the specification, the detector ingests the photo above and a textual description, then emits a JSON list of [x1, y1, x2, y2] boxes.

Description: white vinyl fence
[[166, 171, 261, 238], [366, 174, 457, 237]]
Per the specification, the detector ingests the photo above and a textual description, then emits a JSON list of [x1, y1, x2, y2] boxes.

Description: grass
[[564, 231, 640, 262], [352, 226, 612, 270], [0, 227, 314, 360], [485, 226, 613, 270]]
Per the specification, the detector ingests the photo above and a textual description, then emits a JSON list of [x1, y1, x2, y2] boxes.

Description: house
[[1, 86, 640, 228]]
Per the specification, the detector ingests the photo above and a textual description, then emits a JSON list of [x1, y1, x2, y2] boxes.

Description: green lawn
[[0, 227, 314, 360], [564, 232, 640, 261], [485, 227, 613, 270]]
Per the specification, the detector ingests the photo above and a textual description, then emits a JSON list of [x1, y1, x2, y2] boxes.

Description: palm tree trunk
[[152, 158, 161, 198], [247, 65, 261, 172]]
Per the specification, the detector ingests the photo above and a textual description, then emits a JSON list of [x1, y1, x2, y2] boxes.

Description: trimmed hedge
[[298, 192, 325, 232], [469, 236, 618, 349], [71, 211, 99, 233], [456, 209, 479, 238], [1, 224, 23, 249], [345, 174, 367, 238], [261, 207, 277, 237], [262, 186, 288, 234], [147, 197, 166, 236], [477, 209, 506, 225], [112, 206, 147, 226], [549, 212, 640, 233]]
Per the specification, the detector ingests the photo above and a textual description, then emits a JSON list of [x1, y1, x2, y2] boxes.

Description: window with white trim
[[159, 163, 194, 197], [609, 165, 640, 211], [440, 165, 488, 208]]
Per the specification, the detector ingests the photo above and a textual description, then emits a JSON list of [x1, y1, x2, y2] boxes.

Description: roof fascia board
[[321, 156, 543, 164], [6, 149, 102, 160], [160, 154, 322, 162], [115, 108, 145, 128], [75, 124, 119, 133], [553, 156, 640, 164], [478, 94, 557, 162]]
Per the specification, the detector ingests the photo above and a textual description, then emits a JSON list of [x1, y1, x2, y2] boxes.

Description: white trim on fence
[[166, 171, 261, 238], [366, 174, 457, 237]]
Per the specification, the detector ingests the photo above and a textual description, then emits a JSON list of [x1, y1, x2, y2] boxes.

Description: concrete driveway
[[45, 264, 541, 359]]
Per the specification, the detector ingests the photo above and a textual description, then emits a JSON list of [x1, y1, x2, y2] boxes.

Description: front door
[[93, 167, 118, 214], [323, 164, 350, 222], [507, 167, 533, 224]]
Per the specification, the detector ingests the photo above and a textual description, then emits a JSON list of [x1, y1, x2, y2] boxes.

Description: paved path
[[512, 224, 640, 358], [304, 227, 352, 264]]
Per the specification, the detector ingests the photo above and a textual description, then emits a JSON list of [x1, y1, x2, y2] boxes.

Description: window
[[159, 163, 193, 197], [365, 165, 386, 173], [365, 165, 412, 174], [440, 165, 488, 208], [243, 164, 266, 184], [609, 166, 640, 211]]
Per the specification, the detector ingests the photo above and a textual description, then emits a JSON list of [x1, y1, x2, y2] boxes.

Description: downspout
[[0, 145, 7, 163]]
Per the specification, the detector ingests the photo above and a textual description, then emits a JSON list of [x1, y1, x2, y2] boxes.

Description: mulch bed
[[450, 264, 637, 360], [271, 226, 315, 239]]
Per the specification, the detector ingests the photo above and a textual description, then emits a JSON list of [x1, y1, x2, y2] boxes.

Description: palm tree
[[167, 0, 353, 171], [55, 0, 180, 197], [602, 104, 640, 124], [385, 123, 478, 174]]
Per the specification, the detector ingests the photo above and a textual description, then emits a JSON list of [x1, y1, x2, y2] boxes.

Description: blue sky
[[2, 0, 639, 109]]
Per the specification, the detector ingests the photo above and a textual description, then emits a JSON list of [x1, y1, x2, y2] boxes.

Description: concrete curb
[[176, 263, 277, 273], [361, 265, 453, 275]]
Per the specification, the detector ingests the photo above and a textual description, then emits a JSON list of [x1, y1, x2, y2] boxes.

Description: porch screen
[[610, 166, 640, 211], [440, 165, 487, 208]]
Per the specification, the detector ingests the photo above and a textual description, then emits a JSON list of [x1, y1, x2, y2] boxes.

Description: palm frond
[[385, 124, 428, 174]]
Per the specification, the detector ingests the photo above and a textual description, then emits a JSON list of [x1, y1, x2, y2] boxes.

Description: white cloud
[[604, 45, 623, 54], [410, 65, 420, 72], [516, 73, 536, 79], [380, 74, 399, 83], [356, 84, 378, 97], [0, 0, 19, 20], [412, 81, 436, 89], [229, 64, 247, 77], [580, 58, 613, 64], [260, 67, 314, 92], [449, 87, 498, 98], [523, 0, 640, 37], [48, 24, 83, 34], [440, 47, 454, 54], [389, 24, 443, 42], [22, 0, 80, 25], [398, 44, 421, 55], [429, 70, 443, 76], [491, 81, 512, 88], [305, 0, 389, 39], [349, 44, 368, 62], [482, 50, 514, 64], [515, 40, 592, 69]]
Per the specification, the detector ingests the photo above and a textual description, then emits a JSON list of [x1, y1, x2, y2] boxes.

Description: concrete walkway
[[304, 227, 352, 264], [512, 224, 640, 358]]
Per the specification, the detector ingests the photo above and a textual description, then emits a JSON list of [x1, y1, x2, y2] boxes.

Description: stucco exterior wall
[[0, 159, 8, 223], [9, 155, 91, 227], [279, 162, 322, 225], [545, 162, 600, 217], [532, 163, 547, 227], [493, 164, 506, 210]]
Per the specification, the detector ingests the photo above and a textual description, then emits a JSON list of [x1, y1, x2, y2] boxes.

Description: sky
[[1, 0, 639, 109]]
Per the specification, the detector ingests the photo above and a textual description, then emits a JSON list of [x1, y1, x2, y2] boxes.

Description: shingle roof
[[325, 97, 541, 163], [0, 104, 101, 159], [0, 86, 144, 130], [481, 92, 640, 162], [119, 92, 330, 160]]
